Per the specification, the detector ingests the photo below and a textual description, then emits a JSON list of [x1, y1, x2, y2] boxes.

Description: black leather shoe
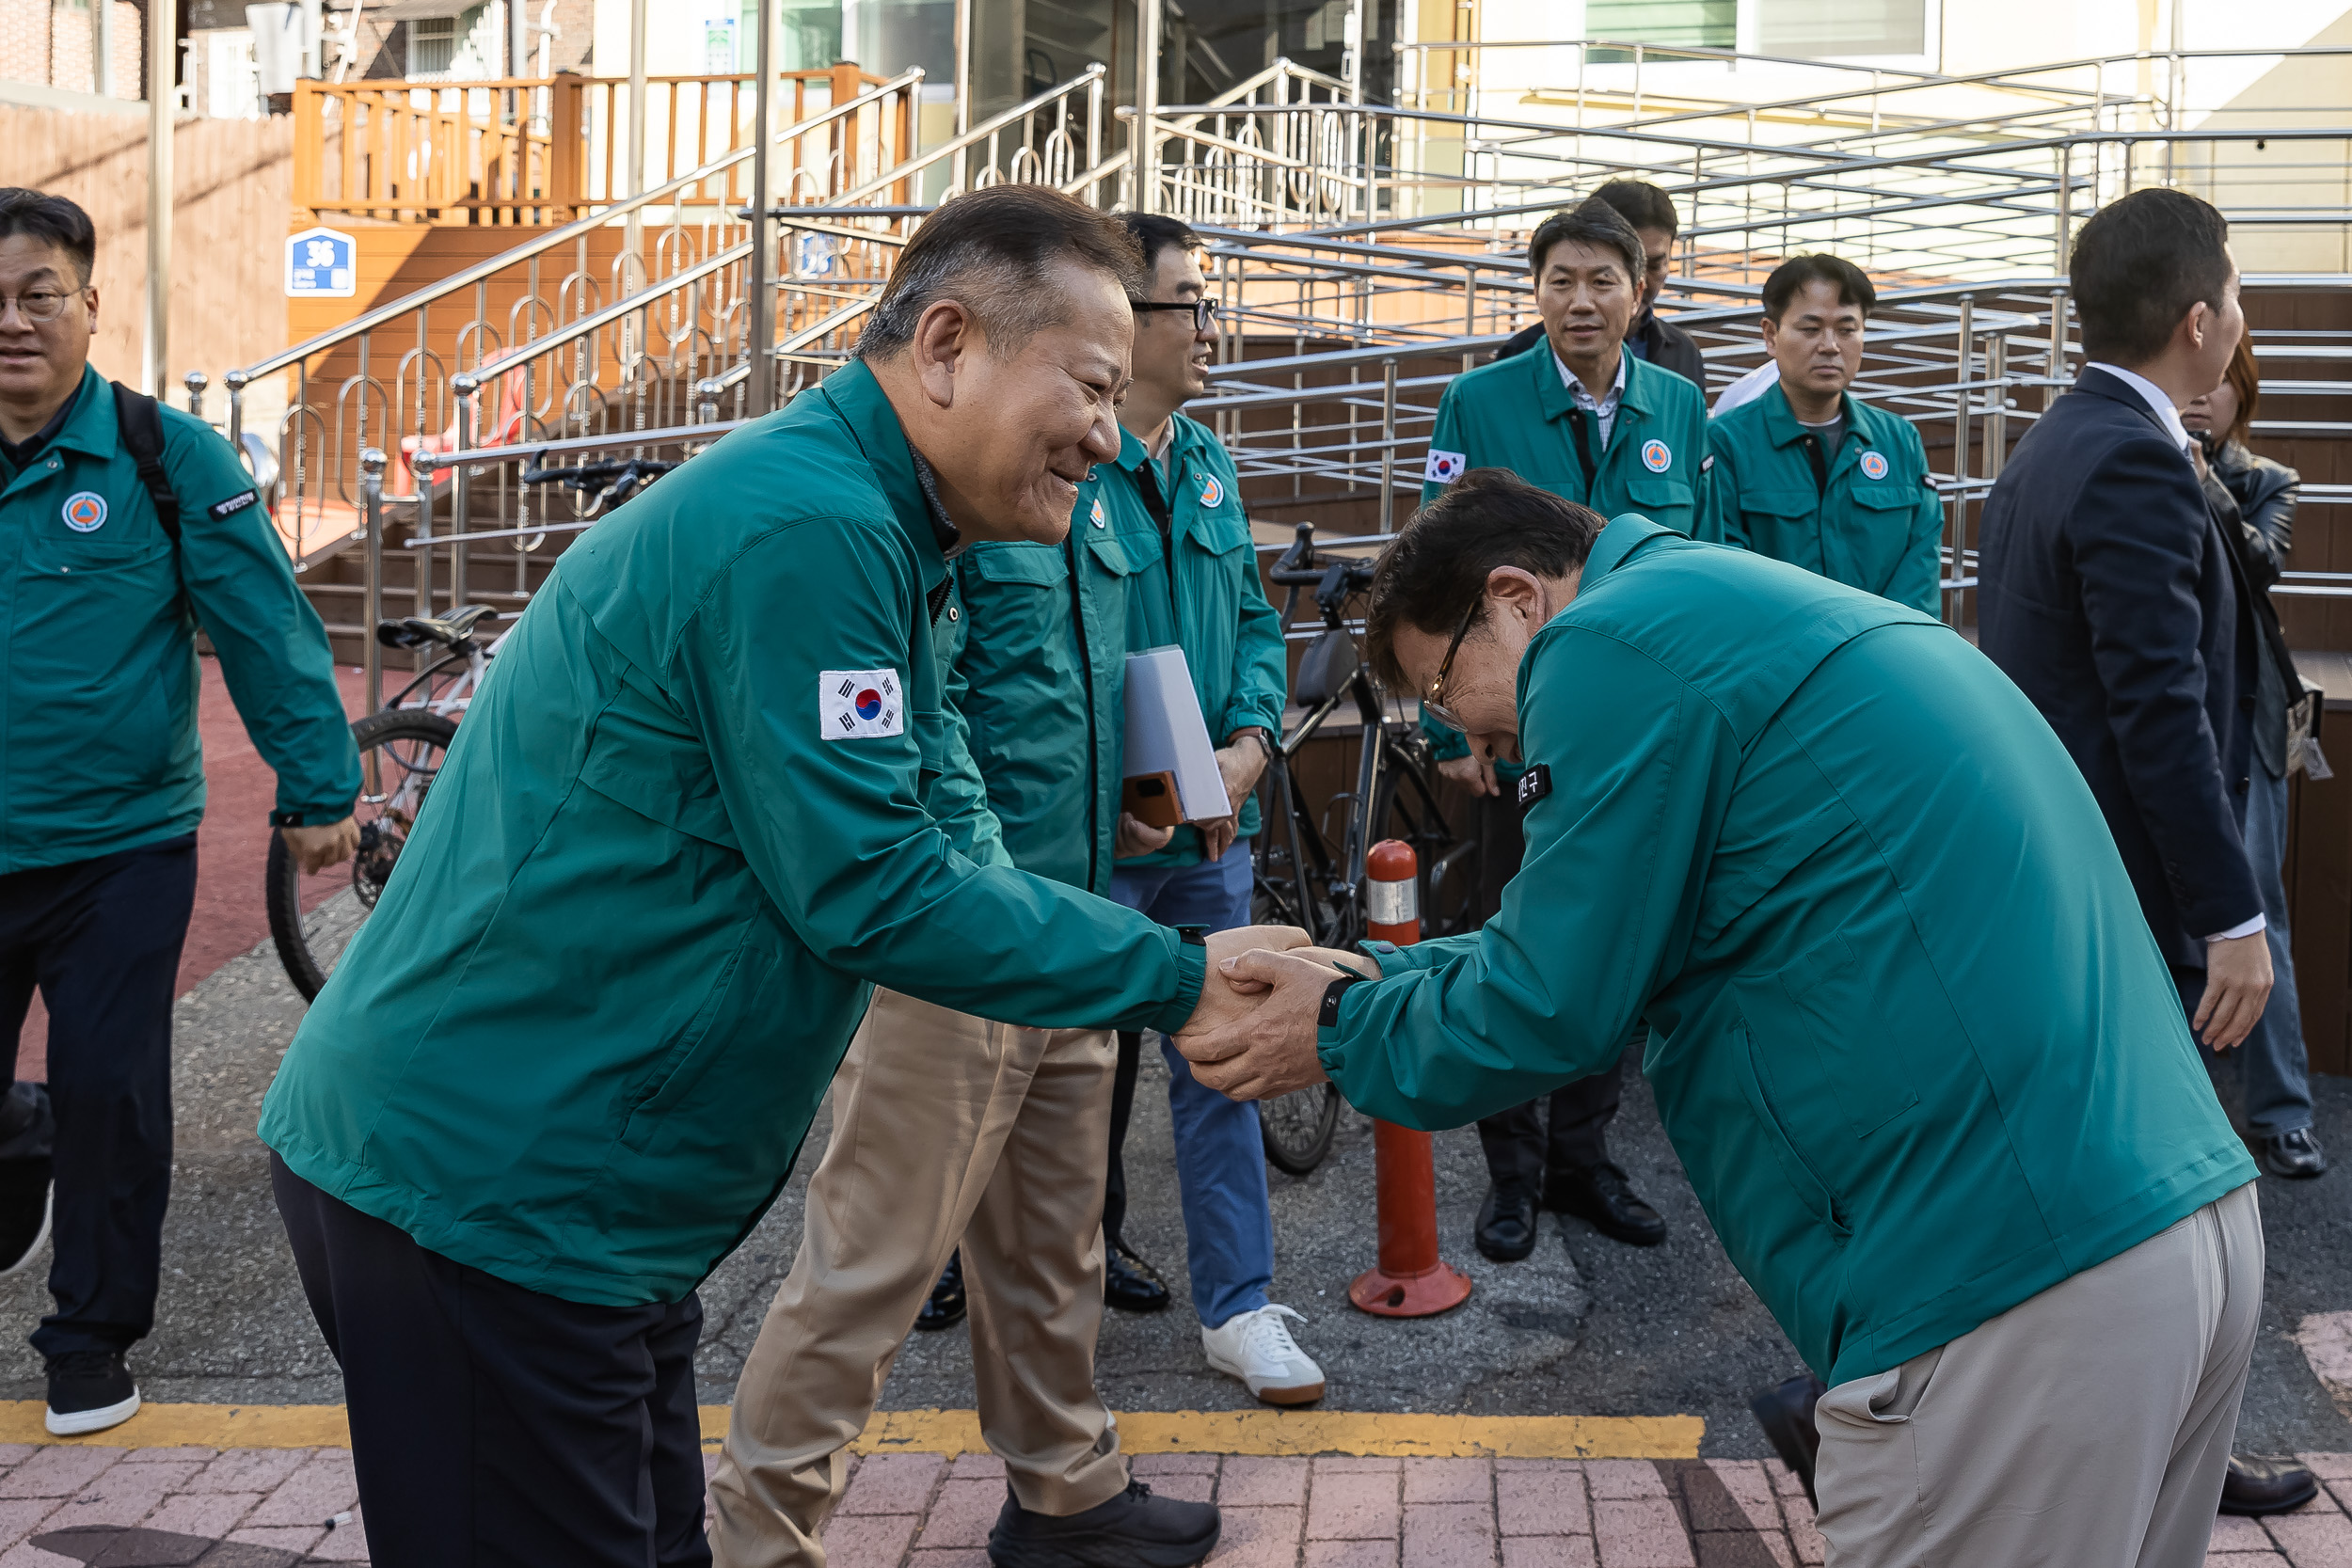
[[1545, 1162, 1666, 1247], [989, 1478, 1220, 1568], [1748, 1374, 1826, 1507], [1475, 1180, 1538, 1261], [2220, 1454, 2319, 1515], [2263, 1128, 2328, 1180], [914, 1250, 965, 1332], [1104, 1243, 1170, 1313]]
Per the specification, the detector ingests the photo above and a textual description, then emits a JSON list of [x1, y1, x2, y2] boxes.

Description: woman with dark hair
[[2185, 338, 2326, 1180]]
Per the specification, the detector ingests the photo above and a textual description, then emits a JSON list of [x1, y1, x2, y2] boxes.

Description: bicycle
[[264, 606, 507, 1001], [1248, 520, 1480, 1175]]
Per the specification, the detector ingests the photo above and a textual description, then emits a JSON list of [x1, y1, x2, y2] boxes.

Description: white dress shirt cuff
[[2206, 914, 2268, 942]]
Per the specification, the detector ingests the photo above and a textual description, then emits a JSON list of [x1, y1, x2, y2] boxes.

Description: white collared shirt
[[2083, 364, 2265, 944], [2085, 361, 2193, 454], [1554, 348, 1629, 448]]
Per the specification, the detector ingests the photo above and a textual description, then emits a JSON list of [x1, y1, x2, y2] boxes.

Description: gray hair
[[857, 185, 1144, 362]]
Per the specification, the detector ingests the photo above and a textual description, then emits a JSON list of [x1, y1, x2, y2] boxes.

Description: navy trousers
[[273, 1156, 710, 1568], [0, 833, 195, 1360]]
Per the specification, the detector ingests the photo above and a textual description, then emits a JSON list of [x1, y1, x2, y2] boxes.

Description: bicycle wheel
[[267, 708, 458, 1002], [1252, 866, 1347, 1177]]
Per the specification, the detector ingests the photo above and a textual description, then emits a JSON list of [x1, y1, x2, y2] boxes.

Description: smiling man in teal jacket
[[258, 188, 1287, 1568], [1181, 471, 2263, 1568]]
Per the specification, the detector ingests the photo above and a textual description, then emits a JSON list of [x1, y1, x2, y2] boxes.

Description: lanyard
[[1800, 434, 1831, 497], [1565, 408, 1599, 494], [1122, 458, 1184, 626]]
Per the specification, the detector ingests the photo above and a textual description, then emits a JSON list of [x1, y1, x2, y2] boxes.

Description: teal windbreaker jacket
[[0, 368, 358, 872], [1095, 416, 1287, 866], [942, 462, 1149, 894], [258, 361, 1206, 1307], [1325, 515, 2255, 1386], [1701, 384, 1946, 617]]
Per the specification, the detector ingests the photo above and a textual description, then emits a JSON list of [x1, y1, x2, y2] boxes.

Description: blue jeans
[[2234, 765, 2314, 1136], [1110, 848, 1276, 1329]]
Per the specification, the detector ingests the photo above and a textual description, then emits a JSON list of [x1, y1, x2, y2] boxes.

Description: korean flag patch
[[1424, 448, 1467, 485], [820, 669, 904, 740]]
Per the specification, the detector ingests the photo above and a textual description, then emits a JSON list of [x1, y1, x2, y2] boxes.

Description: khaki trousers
[[707, 989, 1127, 1568], [1815, 1180, 2262, 1568]]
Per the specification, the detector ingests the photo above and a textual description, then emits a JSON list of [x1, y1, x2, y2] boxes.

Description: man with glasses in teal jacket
[[1181, 471, 2265, 1567], [0, 189, 358, 1438], [1089, 214, 1319, 1408]]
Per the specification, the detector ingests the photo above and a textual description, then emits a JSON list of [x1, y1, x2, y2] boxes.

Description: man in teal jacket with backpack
[[0, 189, 358, 1437]]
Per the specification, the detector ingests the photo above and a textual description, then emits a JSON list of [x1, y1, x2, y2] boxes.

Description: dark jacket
[[1494, 309, 1705, 388], [2201, 439, 2303, 779], [1978, 368, 2261, 970]]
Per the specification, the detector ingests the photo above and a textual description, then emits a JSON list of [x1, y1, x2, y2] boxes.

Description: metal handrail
[[225, 67, 926, 395]]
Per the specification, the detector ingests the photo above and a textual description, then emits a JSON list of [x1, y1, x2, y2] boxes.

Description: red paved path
[[13, 658, 368, 1082]]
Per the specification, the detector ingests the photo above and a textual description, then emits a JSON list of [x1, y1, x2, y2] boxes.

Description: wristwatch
[[1230, 726, 1275, 764], [1318, 973, 1363, 1028]]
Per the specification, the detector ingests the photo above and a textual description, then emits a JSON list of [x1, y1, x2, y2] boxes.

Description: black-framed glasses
[[1131, 298, 1217, 332], [1421, 598, 1481, 734]]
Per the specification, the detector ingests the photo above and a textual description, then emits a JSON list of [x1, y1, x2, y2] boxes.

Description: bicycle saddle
[[1292, 628, 1356, 706], [376, 603, 497, 650]]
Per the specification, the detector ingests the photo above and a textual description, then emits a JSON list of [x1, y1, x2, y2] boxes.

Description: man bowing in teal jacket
[[1179, 470, 2264, 1568]]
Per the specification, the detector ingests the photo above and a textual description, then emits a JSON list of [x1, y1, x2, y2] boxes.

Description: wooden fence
[[290, 66, 911, 226], [4, 105, 292, 395]]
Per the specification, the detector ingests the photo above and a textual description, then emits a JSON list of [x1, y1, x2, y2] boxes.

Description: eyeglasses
[[1131, 298, 1217, 333], [1421, 598, 1481, 734], [0, 288, 82, 325]]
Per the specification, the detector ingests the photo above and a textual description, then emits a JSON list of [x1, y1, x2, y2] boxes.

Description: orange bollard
[[1348, 840, 1474, 1319]]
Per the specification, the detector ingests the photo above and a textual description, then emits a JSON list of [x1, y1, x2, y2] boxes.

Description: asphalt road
[[3, 928, 2347, 1463]]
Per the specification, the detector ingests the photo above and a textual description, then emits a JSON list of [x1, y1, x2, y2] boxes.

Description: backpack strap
[[110, 380, 181, 546]]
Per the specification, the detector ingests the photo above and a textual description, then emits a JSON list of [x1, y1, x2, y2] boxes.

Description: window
[[409, 16, 456, 76], [1756, 0, 1925, 56], [1585, 0, 1736, 61]]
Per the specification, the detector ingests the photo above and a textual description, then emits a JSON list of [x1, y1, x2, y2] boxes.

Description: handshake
[[1177, 927, 1387, 1102]]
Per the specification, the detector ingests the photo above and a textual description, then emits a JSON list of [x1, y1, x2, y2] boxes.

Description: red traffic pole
[[1348, 839, 1473, 1319]]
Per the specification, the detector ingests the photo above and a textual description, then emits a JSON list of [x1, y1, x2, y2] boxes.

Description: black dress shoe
[[1104, 1243, 1170, 1313], [1475, 1180, 1538, 1261], [1545, 1162, 1666, 1247], [989, 1479, 1220, 1568], [1748, 1373, 1826, 1507], [2220, 1454, 2319, 1515], [915, 1250, 966, 1332], [2263, 1128, 2328, 1180]]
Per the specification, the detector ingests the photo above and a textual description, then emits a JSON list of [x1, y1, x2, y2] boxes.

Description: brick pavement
[[4, 1443, 2352, 1564]]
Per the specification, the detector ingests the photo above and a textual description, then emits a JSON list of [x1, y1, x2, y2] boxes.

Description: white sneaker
[[1201, 1304, 1326, 1406]]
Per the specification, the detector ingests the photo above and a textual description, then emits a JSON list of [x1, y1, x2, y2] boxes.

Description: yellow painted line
[[3, 1402, 1700, 1461], [720, 1407, 1698, 1459], [0, 1402, 352, 1449]]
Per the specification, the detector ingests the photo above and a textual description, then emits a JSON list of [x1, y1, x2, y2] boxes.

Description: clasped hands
[[1179, 927, 1385, 1101]]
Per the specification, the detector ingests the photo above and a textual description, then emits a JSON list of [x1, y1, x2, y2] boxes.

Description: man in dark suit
[[1978, 185, 2312, 1518], [1491, 180, 1704, 388]]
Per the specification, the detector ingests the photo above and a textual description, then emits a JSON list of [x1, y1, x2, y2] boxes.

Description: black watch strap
[[1319, 974, 1362, 1029]]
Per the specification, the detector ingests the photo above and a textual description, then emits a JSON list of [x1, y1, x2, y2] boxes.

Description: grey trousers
[[1815, 1180, 2262, 1568]]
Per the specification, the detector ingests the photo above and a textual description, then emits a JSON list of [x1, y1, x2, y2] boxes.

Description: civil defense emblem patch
[[62, 492, 107, 532], [1859, 450, 1890, 481], [1641, 439, 1671, 473]]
